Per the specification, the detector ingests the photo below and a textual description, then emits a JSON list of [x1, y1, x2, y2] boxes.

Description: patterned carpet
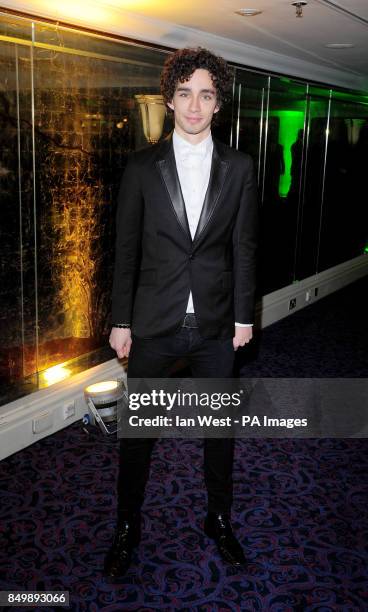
[[0, 277, 367, 611]]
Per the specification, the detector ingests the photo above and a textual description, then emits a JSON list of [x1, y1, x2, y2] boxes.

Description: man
[[104, 47, 258, 577]]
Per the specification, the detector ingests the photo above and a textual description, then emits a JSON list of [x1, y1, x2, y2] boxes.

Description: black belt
[[182, 313, 198, 328]]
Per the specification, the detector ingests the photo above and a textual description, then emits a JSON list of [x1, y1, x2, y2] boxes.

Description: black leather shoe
[[204, 513, 246, 566], [103, 513, 141, 577]]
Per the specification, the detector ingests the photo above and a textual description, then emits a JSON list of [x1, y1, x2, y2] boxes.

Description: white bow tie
[[178, 146, 208, 168]]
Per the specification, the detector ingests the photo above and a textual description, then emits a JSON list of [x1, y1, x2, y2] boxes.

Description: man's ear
[[214, 104, 220, 114], [167, 101, 174, 111]]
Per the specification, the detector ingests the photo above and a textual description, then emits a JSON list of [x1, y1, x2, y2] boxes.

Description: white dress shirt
[[172, 130, 251, 327]]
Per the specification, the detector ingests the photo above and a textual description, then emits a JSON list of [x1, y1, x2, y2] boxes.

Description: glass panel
[[32, 30, 166, 386], [318, 99, 368, 271], [0, 12, 32, 42], [34, 19, 167, 67], [211, 72, 234, 146], [233, 69, 268, 180], [261, 77, 308, 293], [231, 70, 267, 298], [296, 94, 330, 280], [0, 40, 37, 405]]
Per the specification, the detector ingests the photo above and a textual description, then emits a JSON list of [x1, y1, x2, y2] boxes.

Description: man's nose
[[188, 95, 200, 112]]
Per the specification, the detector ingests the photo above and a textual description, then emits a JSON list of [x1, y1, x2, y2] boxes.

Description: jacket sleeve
[[111, 156, 144, 324], [232, 155, 259, 324]]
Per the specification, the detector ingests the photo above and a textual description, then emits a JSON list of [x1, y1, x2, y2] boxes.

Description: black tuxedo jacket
[[112, 133, 258, 339]]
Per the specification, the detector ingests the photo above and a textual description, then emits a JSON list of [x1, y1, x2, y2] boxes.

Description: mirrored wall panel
[[31, 30, 166, 387], [0, 37, 38, 399], [318, 97, 368, 271], [261, 77, 308, 293]]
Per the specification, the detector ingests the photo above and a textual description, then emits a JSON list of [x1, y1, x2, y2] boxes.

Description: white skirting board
[[257, 254, 368, 329], [0, 254, 367, 460]]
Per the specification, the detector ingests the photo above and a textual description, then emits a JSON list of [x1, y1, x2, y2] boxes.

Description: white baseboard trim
[[0, 357, 126, 461], [1, 254, 367, 460], [258, 254, 368, 328]]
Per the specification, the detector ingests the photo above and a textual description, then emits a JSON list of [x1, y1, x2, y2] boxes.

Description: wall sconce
[[135, 94, 166, 144], [84, 379, 127, 436]]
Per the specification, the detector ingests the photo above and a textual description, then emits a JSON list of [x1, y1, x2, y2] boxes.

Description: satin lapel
[[156, 138, 191, 242], [193, 144, 229, 245]]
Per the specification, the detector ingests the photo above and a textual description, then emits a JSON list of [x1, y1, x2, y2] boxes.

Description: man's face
[[167, 68, 219, 141]]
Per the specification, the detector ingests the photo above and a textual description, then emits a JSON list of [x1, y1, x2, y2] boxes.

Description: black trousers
[[117, 326, 235, 515]]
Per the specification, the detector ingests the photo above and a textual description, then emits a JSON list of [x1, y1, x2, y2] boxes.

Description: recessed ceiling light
[[325, 43, 355, 49], [235, 8, 263, 17]]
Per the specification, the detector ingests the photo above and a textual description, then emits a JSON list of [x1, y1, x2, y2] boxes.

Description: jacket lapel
[[156, 134, 229, 246], [193, 142, 229, 245], [156, 135, 191, 242]]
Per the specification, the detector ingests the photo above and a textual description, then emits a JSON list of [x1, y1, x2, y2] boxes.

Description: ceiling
[[108, 0, 368, 78], [1, 0, 368, 91]]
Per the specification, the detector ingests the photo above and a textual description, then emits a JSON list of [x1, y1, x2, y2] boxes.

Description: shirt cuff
[[235, 322, 253, 327]]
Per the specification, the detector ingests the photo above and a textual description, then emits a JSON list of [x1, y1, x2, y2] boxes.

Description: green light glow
[[270, 110, 305, 197], [364, 245, 368, 254]]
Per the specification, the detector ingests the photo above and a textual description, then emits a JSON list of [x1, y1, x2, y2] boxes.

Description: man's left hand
[[233, 326, 253, 350]]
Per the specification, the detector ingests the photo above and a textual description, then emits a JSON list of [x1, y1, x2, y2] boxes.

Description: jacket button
[[189, 253, 194, 260]]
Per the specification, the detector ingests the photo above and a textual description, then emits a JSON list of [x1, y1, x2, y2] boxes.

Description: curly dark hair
[[160, 47, 233, 111]]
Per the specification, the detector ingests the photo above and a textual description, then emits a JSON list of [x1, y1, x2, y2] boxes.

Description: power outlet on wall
[[289, 297, 297, 310], [63, 402, 75, 420]]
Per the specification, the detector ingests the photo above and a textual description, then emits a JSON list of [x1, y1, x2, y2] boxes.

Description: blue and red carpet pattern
[[1, 277, 367, 610], [1, 428, 367, 610]]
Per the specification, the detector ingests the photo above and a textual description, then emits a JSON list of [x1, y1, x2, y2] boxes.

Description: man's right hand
[[109, 327, 132, 359]]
